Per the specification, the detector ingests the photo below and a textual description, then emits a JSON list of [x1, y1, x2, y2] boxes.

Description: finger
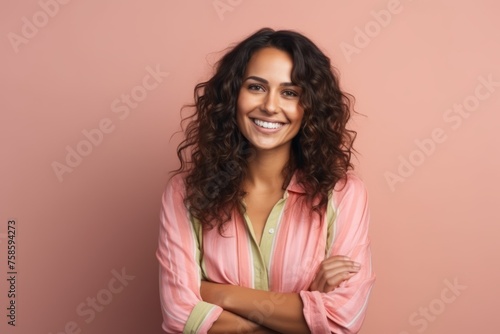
[[311, 256, 362, 292], [319, 257, 361, 270], [315, 266, 360, 293], [321, 255, 351, 265], [317, 260, 361, 277], [323, 272, 358, 292], [324, 266, 358, 282], [325, 270, 358, 289], [316, 269, 345, 292], [314, 265, 358, 290]]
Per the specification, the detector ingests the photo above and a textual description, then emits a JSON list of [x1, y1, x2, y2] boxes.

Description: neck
[[244, 145, 291, 192]]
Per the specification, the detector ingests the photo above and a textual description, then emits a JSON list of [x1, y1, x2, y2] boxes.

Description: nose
[[262, 89, 279, 114]]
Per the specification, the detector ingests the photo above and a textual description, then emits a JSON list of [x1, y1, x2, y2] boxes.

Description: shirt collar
[[241, 170, 307, 206], [285, 170, 307, 195]]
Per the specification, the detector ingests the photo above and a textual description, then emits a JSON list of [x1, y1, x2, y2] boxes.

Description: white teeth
[[253, 119, 284, 129]]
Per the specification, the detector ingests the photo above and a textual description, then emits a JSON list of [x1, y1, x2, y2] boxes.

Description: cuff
[[299, 290, 329, 333], [184, 301, 224, 334]]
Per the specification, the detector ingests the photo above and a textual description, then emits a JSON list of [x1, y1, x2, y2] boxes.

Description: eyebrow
[[243, 76, 298, 87]]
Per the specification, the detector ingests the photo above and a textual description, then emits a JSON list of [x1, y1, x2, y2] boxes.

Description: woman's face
[[236, 47, 304, 154]]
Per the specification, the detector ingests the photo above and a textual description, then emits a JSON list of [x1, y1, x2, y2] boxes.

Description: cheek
[[236, 91, 253, 111], [290, 108, 305, 135], [291, 106, 305, 124], [236, 102, 244, 121], [236, 91, 247, 114]]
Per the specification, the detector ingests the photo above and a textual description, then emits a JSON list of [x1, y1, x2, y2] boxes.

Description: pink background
[[1, 0, 499, 333]]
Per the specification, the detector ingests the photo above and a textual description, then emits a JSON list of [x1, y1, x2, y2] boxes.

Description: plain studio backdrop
[[1, 0, 499, 333]]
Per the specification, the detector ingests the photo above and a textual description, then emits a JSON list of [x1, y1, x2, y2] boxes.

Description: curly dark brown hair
[[174, 27, 358, 232]]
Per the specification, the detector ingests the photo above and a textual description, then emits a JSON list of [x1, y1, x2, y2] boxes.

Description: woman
[[156, 27, 375, 333]]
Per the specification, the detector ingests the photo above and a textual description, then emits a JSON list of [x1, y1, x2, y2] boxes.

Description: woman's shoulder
[[331, 170, 369, 206], [163, 172, 188, 198], [334, 170, 367, 190], [167, 172, 186, 187]]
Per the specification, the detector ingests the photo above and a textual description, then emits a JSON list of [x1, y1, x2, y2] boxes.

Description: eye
[[248, 84, 265, 92], [282, 90, 299, 97]]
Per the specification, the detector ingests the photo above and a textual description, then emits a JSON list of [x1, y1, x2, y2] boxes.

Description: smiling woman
[[156, 27, 376, 334]]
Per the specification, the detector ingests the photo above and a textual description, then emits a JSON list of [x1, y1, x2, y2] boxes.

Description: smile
[[252, 118, 285, 129]]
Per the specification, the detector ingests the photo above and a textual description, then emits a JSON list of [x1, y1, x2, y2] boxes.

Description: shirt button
[[269, 228, 275, 234]]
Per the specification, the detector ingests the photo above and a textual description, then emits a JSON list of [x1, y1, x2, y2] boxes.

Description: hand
[[308, 255, 361, 293]]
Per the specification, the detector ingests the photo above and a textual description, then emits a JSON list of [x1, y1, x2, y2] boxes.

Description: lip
[[250, 117, 287, 134]]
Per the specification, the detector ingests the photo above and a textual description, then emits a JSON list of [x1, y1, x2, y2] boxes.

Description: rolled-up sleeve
[[299, 172, 376, 334], [156, 174, 223, 333]]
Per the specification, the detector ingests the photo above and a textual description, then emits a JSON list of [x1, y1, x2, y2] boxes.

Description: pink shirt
[[156, 170, 376, 333]]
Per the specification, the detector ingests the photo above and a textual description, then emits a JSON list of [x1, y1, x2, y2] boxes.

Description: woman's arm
[[156, 175, 224, 333], [208, 310, 279, 334], [202, 254, 364, 333], [299, 173, 376, 333], [202, 282, 310, 334]]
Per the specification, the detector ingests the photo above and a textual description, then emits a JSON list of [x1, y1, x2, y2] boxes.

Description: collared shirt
[[156, 170, 376, 333]]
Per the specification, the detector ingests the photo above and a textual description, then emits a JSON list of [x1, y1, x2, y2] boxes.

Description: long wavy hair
[[174, 27, 358, 232]]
